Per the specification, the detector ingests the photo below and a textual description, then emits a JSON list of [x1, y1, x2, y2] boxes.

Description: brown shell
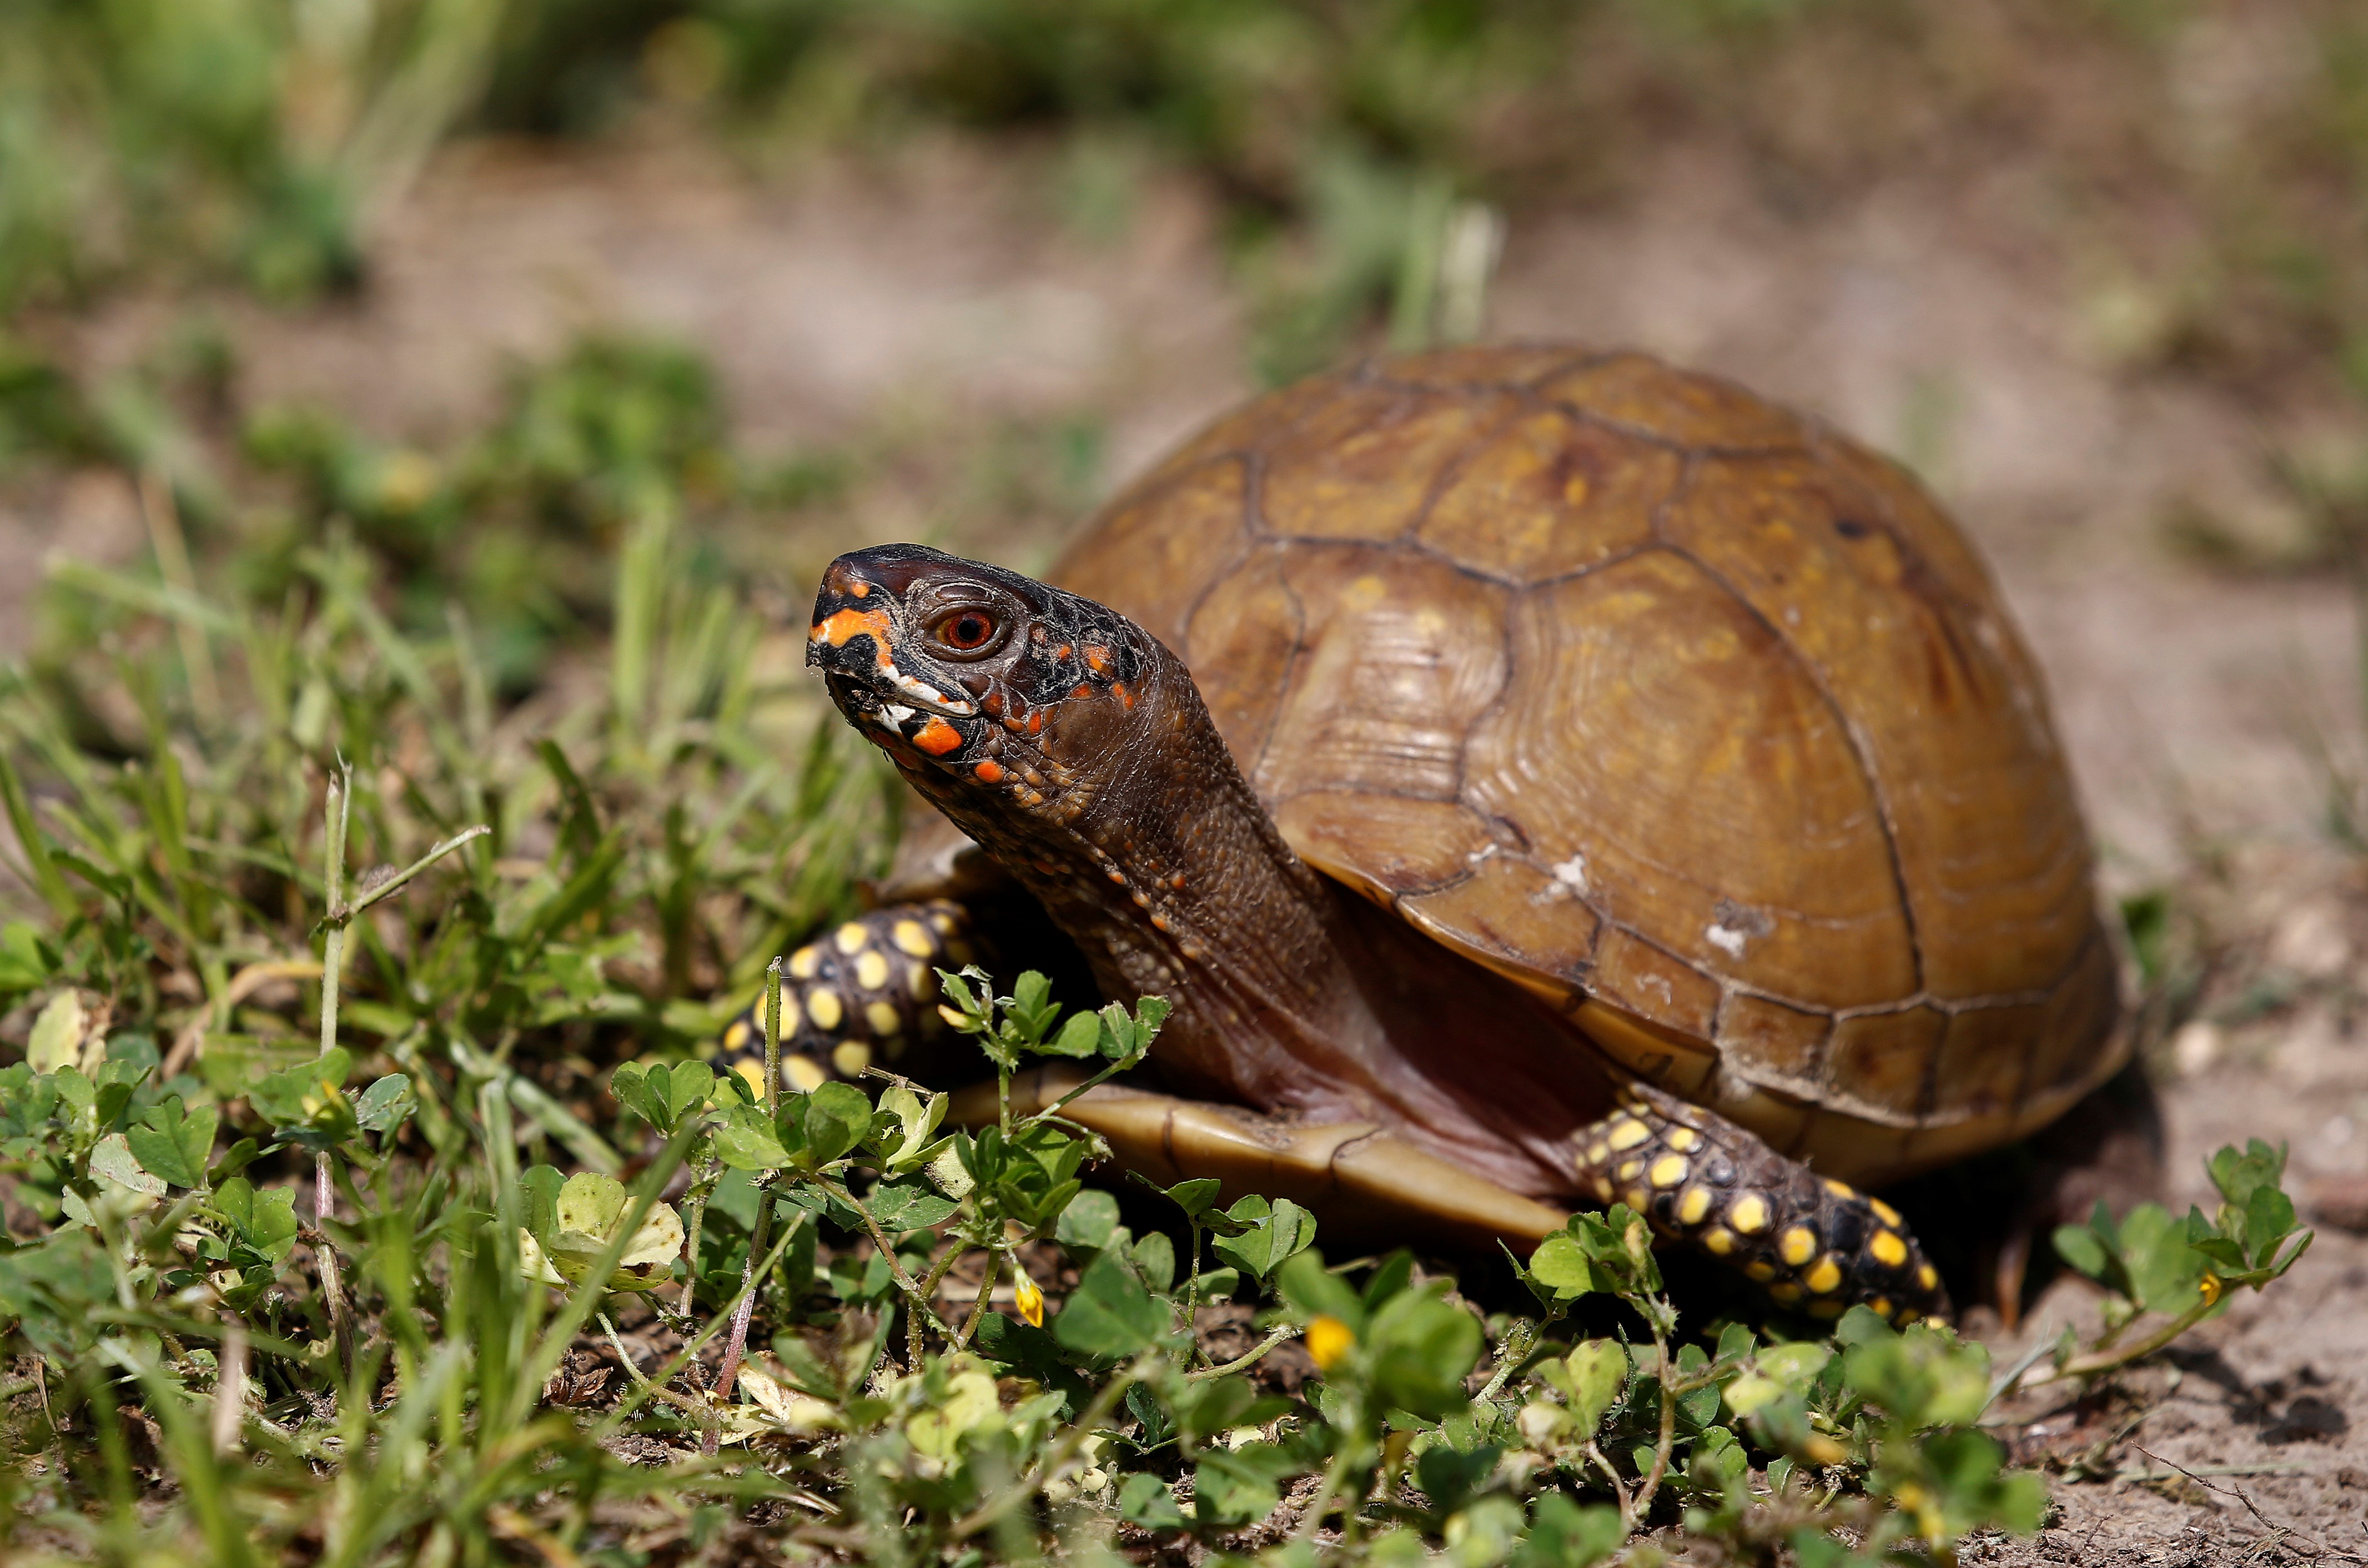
[[1051, 346, 2124, 1181]]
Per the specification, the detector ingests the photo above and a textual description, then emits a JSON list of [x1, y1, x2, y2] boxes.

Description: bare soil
[[20, 120, 2368, 1561]]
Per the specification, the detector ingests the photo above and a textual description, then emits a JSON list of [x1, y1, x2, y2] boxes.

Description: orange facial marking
[[912, 718, 964, 756], [812, 607, 895, 660], [973, 760, 1005, 784], [1083, 646, 1109, 673], [1055, 645, 1072, 660], [1114, 682, 1134, 710], [1071, 684, 1093, 701], [849, 581, 870, 598], [1027, 710, 1044, 735], [982, 691, 1004, 717]]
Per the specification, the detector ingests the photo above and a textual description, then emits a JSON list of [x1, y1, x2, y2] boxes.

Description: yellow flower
[[1305, 1314, 1355, 1373], [1014, 1269, 1045, 1328], [2199, 1273, 2224, 1306]]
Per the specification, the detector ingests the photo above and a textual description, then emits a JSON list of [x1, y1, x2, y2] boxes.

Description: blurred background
[[2, 0, 2367, 1529], [5, 0, 2367, 891]]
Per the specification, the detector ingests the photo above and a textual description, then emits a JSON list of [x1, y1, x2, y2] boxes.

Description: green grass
[[0, 334, 2318, 1566]]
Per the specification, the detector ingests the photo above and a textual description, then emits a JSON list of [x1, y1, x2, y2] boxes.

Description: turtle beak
[[807, 551, 983, 776]]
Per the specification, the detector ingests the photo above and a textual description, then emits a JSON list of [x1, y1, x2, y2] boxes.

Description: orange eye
[[937, 610, 997, 651]]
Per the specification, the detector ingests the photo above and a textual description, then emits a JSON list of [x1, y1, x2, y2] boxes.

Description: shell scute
[[1366, 343, 1601, 391], [1536, 353, 1808, 450], [1827, 1005, 1948, 1121], [1060, 456, 1251, 654], [1665, 454, 2095, 1001], [1415, 408, 1677, 584], [1462, 552, 1918, 1013], [1258, 383, 1521, 541], [1251, 544, 1510, 804], [1397, 851, 1604, 983], [1932, 1001, 2049, 1122], [1274, 792, 1493, 898], [1592, 925, 1722, 1041], [1179, 546, 1302, 763], [1715, 993, 1833, 1095]]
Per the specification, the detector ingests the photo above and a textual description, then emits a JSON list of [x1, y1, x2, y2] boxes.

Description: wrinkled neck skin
[[893, 628, 1601, 1200]]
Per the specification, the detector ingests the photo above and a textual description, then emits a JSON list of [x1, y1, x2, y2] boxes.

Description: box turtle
[[743, 344, 2137, 1322]]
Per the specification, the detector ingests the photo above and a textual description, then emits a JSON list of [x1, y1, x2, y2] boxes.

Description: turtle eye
[[934, 609, 999, 652]]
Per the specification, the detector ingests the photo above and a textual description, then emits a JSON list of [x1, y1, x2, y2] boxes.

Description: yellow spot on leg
[[1621, 1187, 1649, 1212], [1676, 1187, 1712, 1226], [723, 1019, 750, 1053], [1728, 1194, 1770, 1235], [892, 919, 934, 957], [1870, 1297, 1894, 1320], [786, 1055, 828, 1092], [1616, 1158, 1642, 1181], [1701, 1225, 1733, 1255], [734, 1059, 767, 1096], [1803, 1256, 1843, 1295], [854, 951, 889, 990], [1606, 1119, 1651, 1152], [1821, 1177, 1855, 1199], [1870, 1198, 1902, 1227], [806, 988, 843, 1032], [831, 1041, 872, 1077], [1916, 1263, 1939, 1293], [1649, 1155, 1689, 1189], [864, 1000, 901, 1036], [1583, 1142, 1610, 1167], [1744, 1261, 1776, 1283], [788, 945, 822, 979], [834, 922, 871, 955], [1870, 1230, 1908, 1268], [1780, 1226, 1818, 1267]]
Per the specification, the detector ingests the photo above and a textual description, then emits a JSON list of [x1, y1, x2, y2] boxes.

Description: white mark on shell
[[1704, 899, 1775, 961], [1552, 854, 1589, 894]]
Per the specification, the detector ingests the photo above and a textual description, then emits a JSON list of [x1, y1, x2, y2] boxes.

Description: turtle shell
[[1051, 344, 2124, 1184]]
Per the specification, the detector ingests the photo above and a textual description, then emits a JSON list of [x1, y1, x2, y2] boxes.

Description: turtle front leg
[[1574, 1083, 1948, 1323], [714, 900, 978, 1094]]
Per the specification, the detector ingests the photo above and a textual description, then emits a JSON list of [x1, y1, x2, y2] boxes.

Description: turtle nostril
[[823, 561, 876, 600]]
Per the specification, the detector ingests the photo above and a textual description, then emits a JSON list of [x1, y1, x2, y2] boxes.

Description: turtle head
[[806, 544, 1154, 812]]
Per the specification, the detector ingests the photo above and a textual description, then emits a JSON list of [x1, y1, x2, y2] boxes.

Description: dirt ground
[[21, 125, 2368, 1561]]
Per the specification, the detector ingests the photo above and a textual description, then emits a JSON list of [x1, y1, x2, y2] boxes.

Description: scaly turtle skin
[[739, 345, 2137, 1322]]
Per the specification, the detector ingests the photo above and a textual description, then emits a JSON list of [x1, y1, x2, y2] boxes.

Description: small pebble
[[2170, 1019, 2223, 1075]]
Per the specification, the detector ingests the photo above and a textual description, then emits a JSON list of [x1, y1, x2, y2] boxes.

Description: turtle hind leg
[[1574, 1081, 1949, 1323], [713, 900, 978, 1095]]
